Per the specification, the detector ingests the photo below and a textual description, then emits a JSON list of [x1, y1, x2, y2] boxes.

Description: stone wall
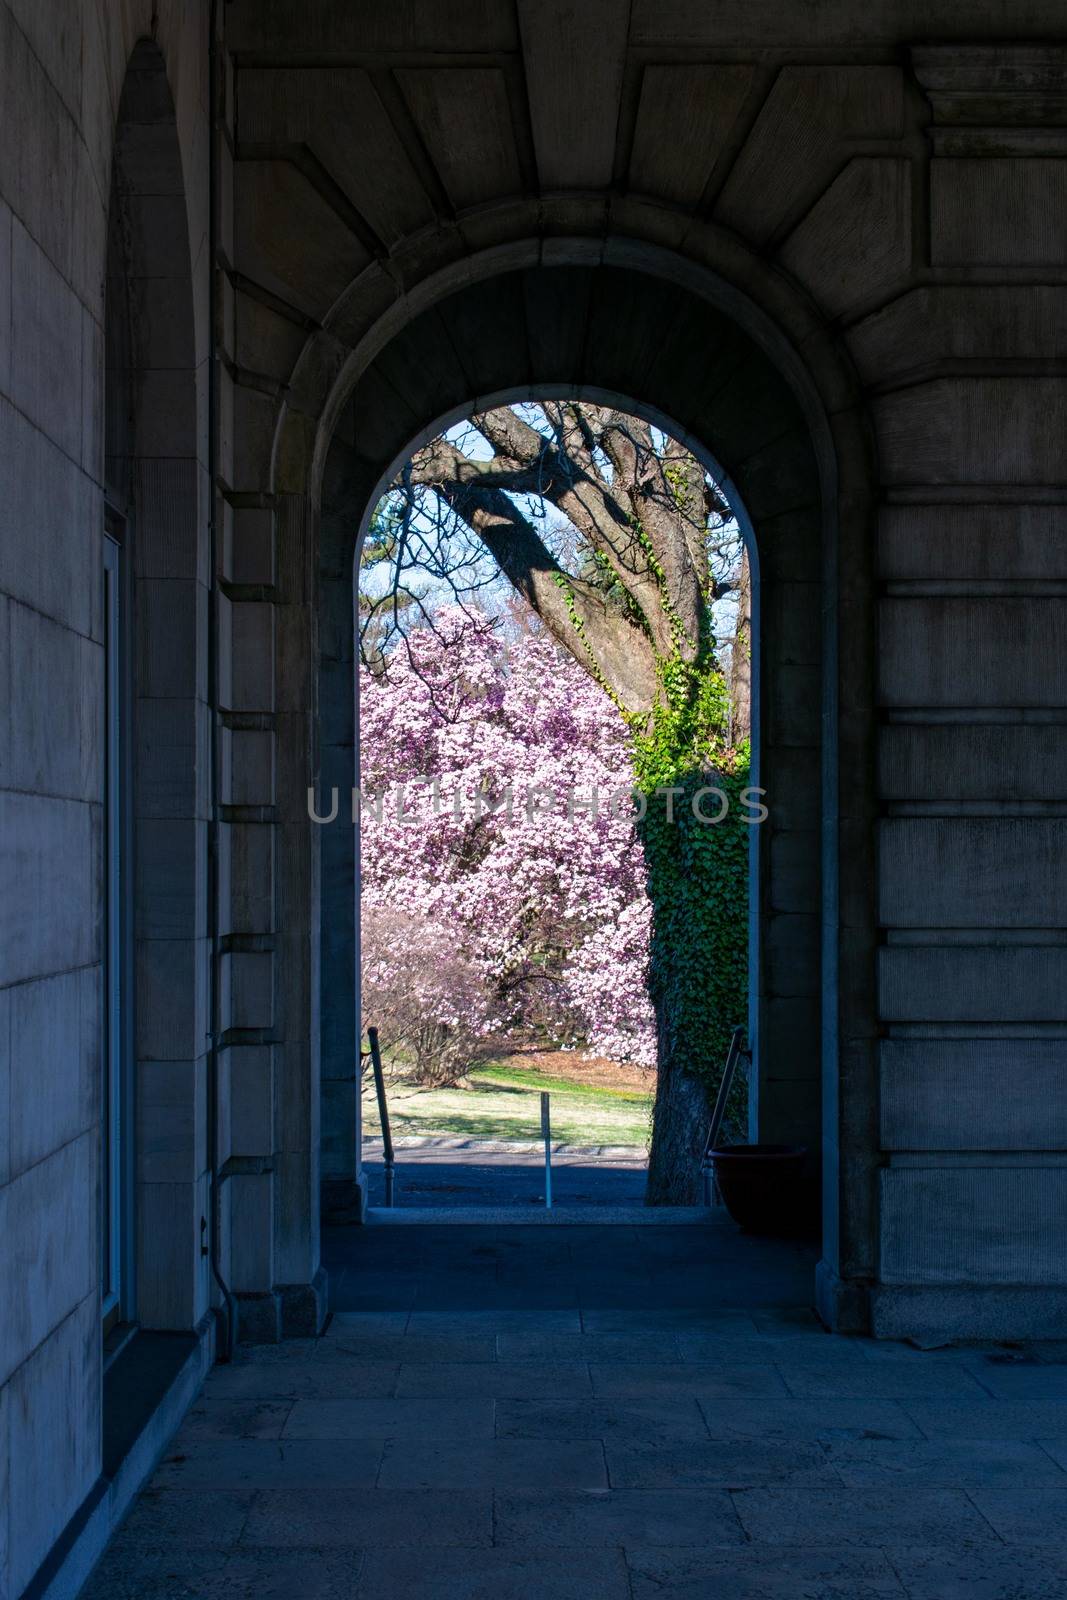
[[860, 47, 1067, 1338], [0, 3, 211, 1592]]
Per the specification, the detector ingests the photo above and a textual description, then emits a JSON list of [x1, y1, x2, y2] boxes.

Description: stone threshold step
[[365, 1204, 722, 1226]]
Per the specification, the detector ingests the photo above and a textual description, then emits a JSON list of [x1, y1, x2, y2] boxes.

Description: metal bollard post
[[541, 1091, 552, 1210], [368, 1027, 396, 1208]]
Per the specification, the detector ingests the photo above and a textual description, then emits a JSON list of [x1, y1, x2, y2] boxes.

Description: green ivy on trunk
[[629, 651, 750, 1202]]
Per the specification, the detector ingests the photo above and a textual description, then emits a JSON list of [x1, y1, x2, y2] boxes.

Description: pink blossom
[[359, 609, 656, 1068]]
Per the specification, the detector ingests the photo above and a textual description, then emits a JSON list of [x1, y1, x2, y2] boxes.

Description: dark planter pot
[[708, 1143, 808, 1236]]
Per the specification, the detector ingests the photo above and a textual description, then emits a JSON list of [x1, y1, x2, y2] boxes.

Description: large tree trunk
[[646, 1054, 710, 1206]]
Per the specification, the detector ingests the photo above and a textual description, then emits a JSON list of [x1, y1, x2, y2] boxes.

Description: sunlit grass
[[364, 1056, 652, 1148]]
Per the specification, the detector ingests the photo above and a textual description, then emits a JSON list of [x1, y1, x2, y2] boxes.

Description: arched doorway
[[344, 397, 760, 1212], [311, 257, 843, 1257]]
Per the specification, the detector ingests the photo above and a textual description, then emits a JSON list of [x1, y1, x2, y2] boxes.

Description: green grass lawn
[[363, 1058, 653, 1147]]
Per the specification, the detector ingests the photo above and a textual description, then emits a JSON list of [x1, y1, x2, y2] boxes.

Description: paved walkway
[[84, 1221, 1067, 1599], [362, 1135, 648, 1208]]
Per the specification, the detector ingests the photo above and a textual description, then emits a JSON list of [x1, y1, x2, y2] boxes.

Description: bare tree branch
[[362, 400, 744, 726]]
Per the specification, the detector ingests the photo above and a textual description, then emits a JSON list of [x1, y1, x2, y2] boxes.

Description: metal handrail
[[366, 1026, 396, 1207], [702, 1025, 748, 1205]]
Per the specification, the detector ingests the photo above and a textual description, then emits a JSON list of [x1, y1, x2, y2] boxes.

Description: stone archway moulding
[[269, 235, 880, 1331], [300, 232, 851, 498]]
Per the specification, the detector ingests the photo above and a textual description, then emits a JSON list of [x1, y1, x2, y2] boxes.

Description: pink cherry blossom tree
[[359, 609, 657, 1085]]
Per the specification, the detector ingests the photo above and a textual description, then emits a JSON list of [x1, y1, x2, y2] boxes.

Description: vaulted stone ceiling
[[224, 0, 1067, 412], [223, 0, 933, 336]]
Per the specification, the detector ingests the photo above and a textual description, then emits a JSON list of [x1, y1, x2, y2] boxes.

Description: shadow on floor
[[325, 1216, 820, 1316], [82, 1220, 1067, 1600]]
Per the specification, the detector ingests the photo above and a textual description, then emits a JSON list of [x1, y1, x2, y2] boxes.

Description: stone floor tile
[[329, 1266, 420, 1294], [697, 1396, 923, 1443], [206, 1360, 399, 1401], [825, 1437, 1067, 1488], [396, 1361, 592, 1398], [580, 1308, 759, 1335], [605, 1439, 839, 1488], [749, 1307, 824, 1333], [226, 1339, 323, 1364], [677, 1332, 868, 1365], [240, 1487, 493, 1547], [220, 1547, 364, 1599], [356, 1546, 631, 1599], [406, 1309, 582, 1334], [591, 1362, 788, 1399], [494, 1488, 745, 1547], [626, 1544, 907, 1599], [566, 1275, 659, 1302], [79, 1548, 231, 1600], [112, 1487, 255, 1547], [377, 1437, 607, 1489], [903, 1402, 1067, 1441], [777, 1364, 989, 1401], [962, 1364, 1067, 1403], [174, 1399, 294, 1441], [152, 1437, 384, 1488], [319, 1331, 496, 1363], [327, 1311, 410, 1333], [90, 1223, 1067, 1595], [496, 1397, 709, 1444], [857, 1340, 1002, 1365], [884, 1544, 1067, 1598], [330, 1286, 418, 1314], [967, 1487, 1067, 1545], [733, 1486, 1002, 1547], [283, 1397, 495, 1440], [496, 1331, 681, 1362], [408, 1287, 583, 1313]]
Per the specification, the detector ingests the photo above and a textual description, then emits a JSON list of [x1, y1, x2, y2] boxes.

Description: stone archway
[[218, 24, 892, 1335], [259, 242, 876, 1326], [322, 384, 766, 1216]]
